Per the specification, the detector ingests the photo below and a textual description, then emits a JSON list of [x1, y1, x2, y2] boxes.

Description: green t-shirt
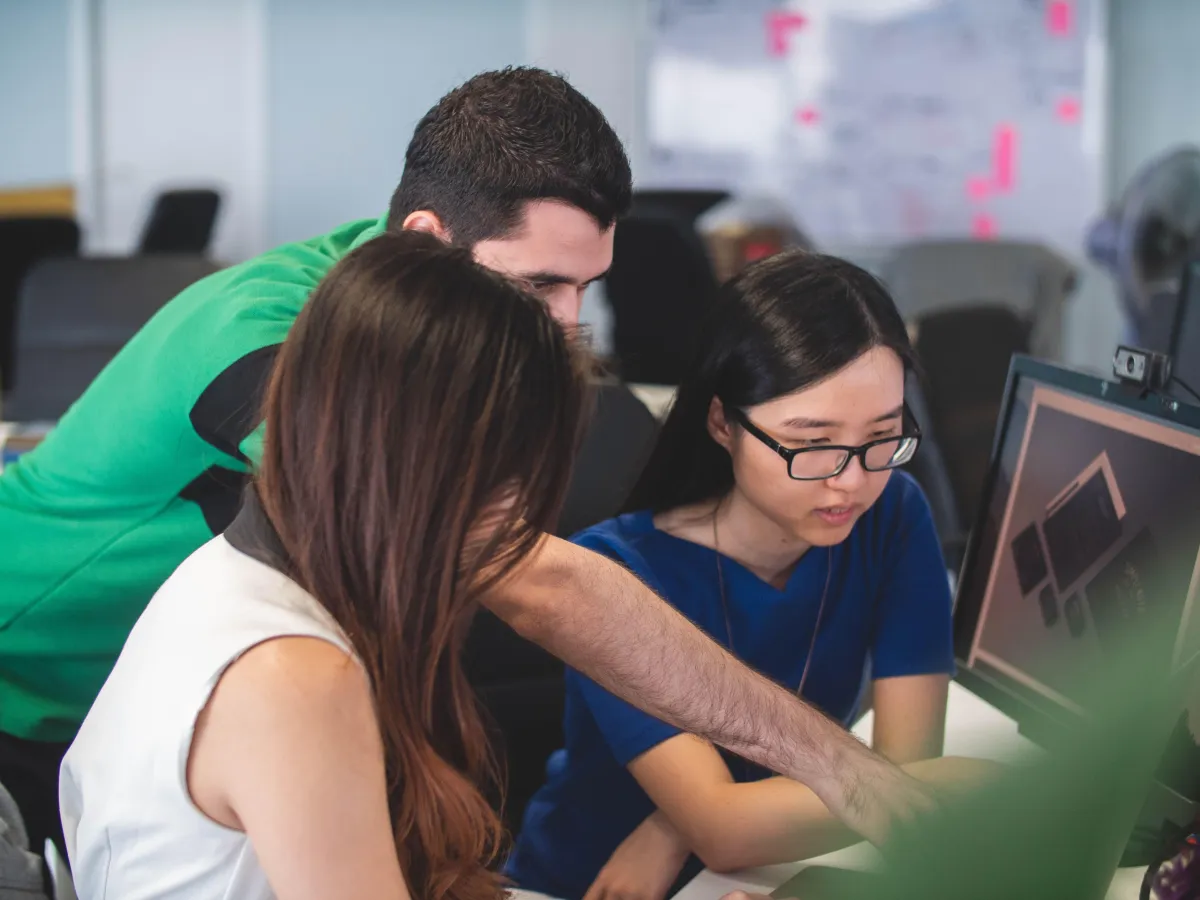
[[0, 215, 386, 742]]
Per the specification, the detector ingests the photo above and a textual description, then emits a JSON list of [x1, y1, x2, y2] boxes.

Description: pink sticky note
[[1056, 96, 1080, 122], [972, 214, 997, 239], [767, 10, 808, 56], [993, 124, 1017, 192], [966, 176, 992, 202], [1047, 1, 1072, 36], [795, 105, 820, 125], [744, 241, 779, 262]]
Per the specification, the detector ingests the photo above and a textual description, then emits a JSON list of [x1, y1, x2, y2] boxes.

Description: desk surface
[[676, 682, 1145, 900], [0, 421, 52, 470]]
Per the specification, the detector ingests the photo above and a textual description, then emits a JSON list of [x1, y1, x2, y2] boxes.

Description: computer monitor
[[1169, 253, 1200, 395], [953, 356, 1200, 827]]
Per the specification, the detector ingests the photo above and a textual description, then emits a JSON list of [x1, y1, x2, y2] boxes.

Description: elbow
[[481, 540, 573, 645], [483, 582, 559, 645], [696, 845, 748, 876], [690, 833, 751, 875]]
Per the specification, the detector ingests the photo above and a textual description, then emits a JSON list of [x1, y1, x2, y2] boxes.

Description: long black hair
[[623, 249, 915, 514]]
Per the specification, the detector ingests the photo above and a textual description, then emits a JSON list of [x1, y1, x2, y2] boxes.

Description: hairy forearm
[[487, 537, 858, 788]]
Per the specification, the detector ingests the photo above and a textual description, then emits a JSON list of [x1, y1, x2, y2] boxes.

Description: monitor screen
[[1170, 256, 1200, 395], [954, 357, 1200, 803]]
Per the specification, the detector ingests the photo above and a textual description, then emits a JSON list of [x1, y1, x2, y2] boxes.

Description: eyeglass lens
[[788, 436, 919, 479]]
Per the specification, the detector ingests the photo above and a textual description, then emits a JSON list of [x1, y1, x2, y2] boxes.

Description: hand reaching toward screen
[[582, 812, 691, 900], [809, 734, 938, 847]]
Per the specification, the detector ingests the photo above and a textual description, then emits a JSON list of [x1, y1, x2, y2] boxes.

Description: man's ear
[[402, 210, 452, 242], [707, 396, 736, 451]]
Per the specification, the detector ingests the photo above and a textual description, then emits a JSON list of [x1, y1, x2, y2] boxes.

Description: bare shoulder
[[211, 636, 378, 757], [225, 636, 368, 707], [189, 636, 381, 829]]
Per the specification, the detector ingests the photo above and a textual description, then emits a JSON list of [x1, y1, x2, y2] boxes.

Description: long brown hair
[[256, 230, 589, 900]]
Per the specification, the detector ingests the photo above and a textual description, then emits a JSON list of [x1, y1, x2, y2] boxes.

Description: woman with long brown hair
[[59, 230, 589, 900]]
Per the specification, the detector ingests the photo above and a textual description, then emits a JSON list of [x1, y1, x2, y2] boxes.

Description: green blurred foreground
[[777, 622, 1197, 900]]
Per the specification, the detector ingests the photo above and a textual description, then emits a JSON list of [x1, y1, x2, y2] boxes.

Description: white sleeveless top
[[60, 524, 353, 900]]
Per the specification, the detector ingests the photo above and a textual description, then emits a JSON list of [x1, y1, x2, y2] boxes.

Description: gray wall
[[1109, 0, 1200, 194], [5, 0, 1200, 367], [0, 0, 71, 186], [264, 0, 527, 246]]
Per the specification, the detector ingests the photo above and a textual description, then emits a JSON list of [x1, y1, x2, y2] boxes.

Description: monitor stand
[[1013, 713, 1197, 868]]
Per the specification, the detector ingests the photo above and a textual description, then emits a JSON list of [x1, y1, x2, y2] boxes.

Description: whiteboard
[[645, 0, 1105, 254]]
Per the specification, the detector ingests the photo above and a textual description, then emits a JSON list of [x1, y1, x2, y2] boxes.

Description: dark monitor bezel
[[952, 354, 1200, 740], [1169, 253, 1200, 377]]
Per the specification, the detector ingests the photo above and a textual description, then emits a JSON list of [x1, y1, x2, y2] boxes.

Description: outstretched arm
[[624, 736, 996, 875], [484, 535, 928, 845], [581, 744, 997, 900]]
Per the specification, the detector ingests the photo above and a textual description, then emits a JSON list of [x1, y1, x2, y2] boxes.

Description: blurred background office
[[7, 5, 1200, 888], [0, 0, 1170, 361], [2, 0, 1197, 369], [7, 0, 1199, 488]]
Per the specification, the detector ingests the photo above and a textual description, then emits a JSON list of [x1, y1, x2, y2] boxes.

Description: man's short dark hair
[[388, 67, 632, 246]]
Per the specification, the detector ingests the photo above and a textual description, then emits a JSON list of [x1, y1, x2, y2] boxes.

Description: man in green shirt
[[0, 68, 925, 858]]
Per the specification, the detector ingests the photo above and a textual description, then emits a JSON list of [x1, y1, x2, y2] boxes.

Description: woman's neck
[[656, 490, 811, 590]]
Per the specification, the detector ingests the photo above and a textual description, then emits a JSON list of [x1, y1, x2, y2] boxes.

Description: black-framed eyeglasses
[[727, 404, 922, 481]]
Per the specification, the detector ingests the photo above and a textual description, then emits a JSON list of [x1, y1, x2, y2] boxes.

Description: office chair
[[914, 304, 1032, 530], [884, 240, 1075, 361], [466, 380, 661, 835], [557, 379, 660, 537], [903, 374, 966, 571], [138, 189, 221, 255], [631, 189, 730, 225], [5, 255, 220, 421], [0, 217, 80, 393], [44, 839, 75, 900], [0, 780, 47, 898], [606, 212, 721, 385]]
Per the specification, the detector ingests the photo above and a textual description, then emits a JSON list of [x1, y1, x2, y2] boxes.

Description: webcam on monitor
[[1113, 345, 1172, 392]]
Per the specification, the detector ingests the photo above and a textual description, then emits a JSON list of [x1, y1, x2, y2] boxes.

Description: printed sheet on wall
[[646, 0, 1104, 254]]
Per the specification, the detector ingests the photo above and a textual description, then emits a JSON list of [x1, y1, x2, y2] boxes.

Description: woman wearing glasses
[[507, 250, 989, 900]]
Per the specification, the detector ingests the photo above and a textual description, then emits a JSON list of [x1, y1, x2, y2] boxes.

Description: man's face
[[471, 200, 614, 327]]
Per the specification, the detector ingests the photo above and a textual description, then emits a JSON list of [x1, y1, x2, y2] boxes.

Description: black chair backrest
[[465, 380, 660, 835], [139, 189, 221, 255], [0, 217, 80, 392], [5, 255, 220, 421], [631, 189, 730, 225], [915, 304, 1032, 530], [557, 379, 661, 537], [606, 212, 720, 385], [902, 374, 966, 570]]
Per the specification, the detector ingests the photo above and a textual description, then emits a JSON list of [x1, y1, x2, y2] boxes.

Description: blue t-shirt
[[505, 472, 954, 900]]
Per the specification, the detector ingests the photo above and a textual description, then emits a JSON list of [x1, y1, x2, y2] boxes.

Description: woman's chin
[[795, 512, 861, 546]]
